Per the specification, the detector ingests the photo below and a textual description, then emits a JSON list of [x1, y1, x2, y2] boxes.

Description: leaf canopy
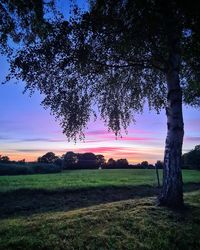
[[3, 0, 200, 139]]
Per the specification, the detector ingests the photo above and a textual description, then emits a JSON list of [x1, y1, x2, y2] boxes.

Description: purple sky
[[0, 53, 199, 163], [0, 1, 200, 163]]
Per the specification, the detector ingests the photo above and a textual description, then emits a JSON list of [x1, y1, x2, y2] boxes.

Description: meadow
[[0, 169, 200, 249]]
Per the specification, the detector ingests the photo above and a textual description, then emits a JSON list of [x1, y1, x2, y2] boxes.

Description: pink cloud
[[75, 147, 121, 154], [115, 136, 158, 141], [85, 129, 158, 143], [86, 130, 112, 136], [86, 129, 154, 137], [128, 128, 154, 134]]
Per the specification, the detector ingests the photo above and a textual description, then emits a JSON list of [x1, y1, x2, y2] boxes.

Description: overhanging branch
[[90, 59, 165, 72]]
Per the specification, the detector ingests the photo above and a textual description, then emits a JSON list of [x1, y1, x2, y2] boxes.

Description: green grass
[[0, 169, 200, 249], [0, 169, 199, 192]]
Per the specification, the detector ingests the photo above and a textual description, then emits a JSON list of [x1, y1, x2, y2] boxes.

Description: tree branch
[[91, 59, 165, 72]]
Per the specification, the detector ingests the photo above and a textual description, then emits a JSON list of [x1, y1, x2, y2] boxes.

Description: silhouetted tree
[[141, 161, 149, 169], [116, 159, 129, 168], [107, 158, 116, 168], [54, 157, 62, 167], [0, 155, 10, 163], [78, 153, 98, 169], [3, 1, 200, 207], [155, 161, 164, 169], [62, 151, 78, 169], [96, 154, 106, 168], [194, 145, 200, 151], [0, 0, 56, 55], [38, 152, 59, 164], [182, 145, 200, 169], [17, 159, 26, 164]]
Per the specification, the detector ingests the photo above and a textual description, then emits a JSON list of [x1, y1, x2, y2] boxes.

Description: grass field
[[0, 169, 200, 192], [0, 169, 200, 249]]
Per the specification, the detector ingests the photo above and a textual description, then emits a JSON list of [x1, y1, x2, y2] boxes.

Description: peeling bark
[[158, 32, 184, 208]]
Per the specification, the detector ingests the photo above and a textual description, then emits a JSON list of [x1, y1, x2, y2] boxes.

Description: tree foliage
[[155, 161, 164, 169], [107, 158, 116, 168], [62, 151, 107, 169], [0, 155, 10, 163], [62, 151, 78, 168], [140, 161, 149, 169], [1, 0, 199, 139], [96, 154, 106, 167], [0, 0, 200, 140], [38, 152, 59, 163], [2, 0, 200, 207], [116, 159, 129, 168], [0, 0, 58, 55], [182, 145, 200, 169]]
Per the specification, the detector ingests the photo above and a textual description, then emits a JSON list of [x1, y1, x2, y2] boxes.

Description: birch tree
[[2, 0, 200, 208]]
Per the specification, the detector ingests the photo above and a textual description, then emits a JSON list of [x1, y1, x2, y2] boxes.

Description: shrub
[[30, 163, 62, 174], [0, 163, 62, 176], [0, 163, 30, 175]]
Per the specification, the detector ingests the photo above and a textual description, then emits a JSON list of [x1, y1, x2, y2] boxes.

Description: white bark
[[159, 48, 184, 208]]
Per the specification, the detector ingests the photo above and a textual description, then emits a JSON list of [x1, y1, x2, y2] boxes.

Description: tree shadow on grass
[[0, 183, 199, 219]]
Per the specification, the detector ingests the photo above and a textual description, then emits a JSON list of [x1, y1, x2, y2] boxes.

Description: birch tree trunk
[[158, 35, 184, 208]]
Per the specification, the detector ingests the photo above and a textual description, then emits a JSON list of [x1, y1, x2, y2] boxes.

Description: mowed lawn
[[0, 169, 200, 192], [0, 169, 200, 250]]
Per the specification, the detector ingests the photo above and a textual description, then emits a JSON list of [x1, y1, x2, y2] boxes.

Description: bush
[[182, 145, 200, 169], [0, 163, 62, 176], [30, 163, 62, 174], [0, 163, 31, 175]]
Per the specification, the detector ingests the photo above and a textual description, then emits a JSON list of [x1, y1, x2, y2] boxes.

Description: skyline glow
[[0, 55, 200, 164], [0, 0, 200, 164]]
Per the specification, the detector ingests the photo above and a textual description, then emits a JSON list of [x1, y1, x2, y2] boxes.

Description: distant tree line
[[182, 145, 200, 170], [36, 152, 159, 169], [0, 155, 25, 164], [0, 144, 199, 175], [36, 152, 165, 170], [37, 151, 129, 170], [0, 154, 61, 175]]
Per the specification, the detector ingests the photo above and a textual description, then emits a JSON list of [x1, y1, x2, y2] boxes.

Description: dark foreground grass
[[0, 192, 200, 250], [0, 170, 200, 249]]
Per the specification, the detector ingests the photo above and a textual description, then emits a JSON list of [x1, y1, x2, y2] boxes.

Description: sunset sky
[[0, 1, 200, 164], [1, 52, 199, 163]]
